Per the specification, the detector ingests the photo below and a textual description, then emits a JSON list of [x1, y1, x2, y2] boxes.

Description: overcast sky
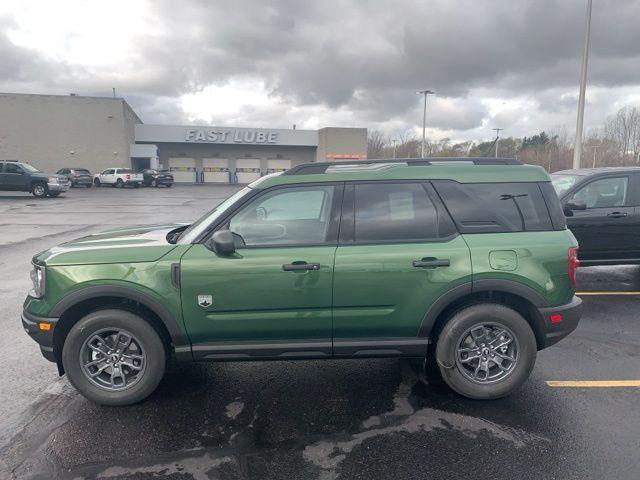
[[1, 0, 640, 142]]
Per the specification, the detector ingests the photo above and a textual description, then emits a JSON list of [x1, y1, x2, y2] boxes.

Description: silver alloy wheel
[[80, 328, 146, 391], [151, 180, 157, 187], [454, 322, 519, 384], [33, 184, 46, 196]]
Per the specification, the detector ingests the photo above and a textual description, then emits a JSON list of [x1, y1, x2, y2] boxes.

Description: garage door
[[266, 159, 292, 174], [235, 159, 261, 184], [202, 158, 229, 183], [169, 157, 196, 183]]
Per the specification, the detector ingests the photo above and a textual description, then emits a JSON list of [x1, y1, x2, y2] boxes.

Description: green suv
[[22, 158, 582, 405]]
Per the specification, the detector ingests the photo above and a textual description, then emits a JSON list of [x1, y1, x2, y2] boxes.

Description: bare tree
[[603, 106, 640, 165], [367, 130, 387, 159]]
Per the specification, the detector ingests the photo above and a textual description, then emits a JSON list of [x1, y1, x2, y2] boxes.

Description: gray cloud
[[1, 0, 640, 138]]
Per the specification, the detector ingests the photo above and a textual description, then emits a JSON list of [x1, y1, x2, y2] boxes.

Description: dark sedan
[[56, 168, 93, 188], [140, 169, 173, 187]]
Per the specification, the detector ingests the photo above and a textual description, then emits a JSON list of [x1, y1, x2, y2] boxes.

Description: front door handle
[[607, 212, 628, 218], [282, 262, 320, 271], [412, 258, 450, 268]]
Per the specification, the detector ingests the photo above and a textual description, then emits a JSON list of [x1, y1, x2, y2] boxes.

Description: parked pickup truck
[[93, 168, 143, 188], [0, 160, 70, 197]]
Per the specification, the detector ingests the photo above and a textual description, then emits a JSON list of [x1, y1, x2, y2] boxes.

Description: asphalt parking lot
[[1, 185, 639, 480]]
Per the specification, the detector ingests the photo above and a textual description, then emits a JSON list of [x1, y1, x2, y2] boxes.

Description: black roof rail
[[282, 157, 521, 176]]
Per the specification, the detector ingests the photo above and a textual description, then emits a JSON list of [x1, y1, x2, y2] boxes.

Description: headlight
[[30, 263, 45, 298], [48, 176, 59, 184]]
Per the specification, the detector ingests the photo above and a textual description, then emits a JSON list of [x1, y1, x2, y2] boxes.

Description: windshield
[[73, 169, 90, 174], [21, 164, 40, 173], [178, 187, 252, 244], [551, 174, 580, 196]]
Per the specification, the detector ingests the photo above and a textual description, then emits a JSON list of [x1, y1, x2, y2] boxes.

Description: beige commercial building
[[0, 92, 367, 183]]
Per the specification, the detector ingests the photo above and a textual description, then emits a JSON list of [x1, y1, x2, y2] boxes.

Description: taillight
[[568, 247, 579, 287], [126, 174, 130, 180]]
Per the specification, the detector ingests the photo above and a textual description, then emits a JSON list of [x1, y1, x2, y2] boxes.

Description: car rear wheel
[[94, 178, 101, 187], [115, 178, 124, 188], [86, 184, 92, 188], [62, 309, 166, 406], [434, 303, 536, 400], [31, 183, 48, 198]]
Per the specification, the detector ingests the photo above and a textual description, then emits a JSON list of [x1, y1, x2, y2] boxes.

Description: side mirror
[[565, 199, 587, 212], [208, 229, 236, 255]]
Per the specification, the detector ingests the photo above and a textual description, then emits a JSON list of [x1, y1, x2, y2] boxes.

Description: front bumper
[[21, 309, 59, 362], [48, 182, 70, 193], [538, 295, 583, 348]]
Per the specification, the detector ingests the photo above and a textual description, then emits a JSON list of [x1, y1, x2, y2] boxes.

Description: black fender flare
[[50, 285, 192, 360], [418, 279, 549, 338]]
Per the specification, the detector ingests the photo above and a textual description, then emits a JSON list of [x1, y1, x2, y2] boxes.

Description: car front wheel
[[31, 183, 48, 198], [62, 309, 166, 406], [94, 178, 101, 187], [434, 303, 536, 400]]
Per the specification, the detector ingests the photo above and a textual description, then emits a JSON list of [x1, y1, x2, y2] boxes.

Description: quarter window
[[229, 186, 335, 246], [434, 181, 553, 232], [353, 183, 447, 242], [571, 177, 628, 209]]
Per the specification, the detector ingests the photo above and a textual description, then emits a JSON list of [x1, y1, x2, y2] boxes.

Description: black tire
[[86, 184, 92, 188], [434, 303, 536, 400], [94, 178, 101, 187], [62, 309, 166, 406], [134, 182, 140, 188], [31, 182, 48, 198], [116, 178, 124, 188], [166, 183, 172, 188]]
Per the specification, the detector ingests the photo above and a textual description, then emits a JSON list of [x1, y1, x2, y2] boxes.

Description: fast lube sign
[[184, 128, 278, 144]]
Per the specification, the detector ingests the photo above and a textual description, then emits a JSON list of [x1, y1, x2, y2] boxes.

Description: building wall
[[316, 127, 368, 162], [0, 93, 139, 173]]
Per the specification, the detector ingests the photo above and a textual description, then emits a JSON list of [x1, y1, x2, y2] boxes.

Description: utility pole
[[591, 144, 600, 168], [112, 87, 116, 98], [573, 0, 593, 169], [417, 90, 435, 157], [492, 128, 503, 158], [391, 139, 398, 159]]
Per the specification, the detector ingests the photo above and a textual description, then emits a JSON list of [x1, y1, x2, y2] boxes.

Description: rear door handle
[[412, 258, 450, 268], [282, 262, 320, 271]]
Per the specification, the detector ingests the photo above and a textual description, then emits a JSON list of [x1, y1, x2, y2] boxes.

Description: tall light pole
[[391, 139, 398, 159], [573, 0, 593, 169], [492, 128, 503, 158], [417, 90, 435, 157]]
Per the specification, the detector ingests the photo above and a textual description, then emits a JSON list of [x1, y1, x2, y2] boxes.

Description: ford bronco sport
[[22, 158, 582, 405]]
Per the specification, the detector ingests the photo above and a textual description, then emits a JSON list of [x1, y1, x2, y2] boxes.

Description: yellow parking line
[[546, 380, 640, 388], [576, 291, 640, 296]]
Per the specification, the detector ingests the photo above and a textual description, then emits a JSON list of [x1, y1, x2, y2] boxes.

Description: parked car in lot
[[0, 160, 70, 198], [56, 168, 93, 188], [22, 158, 582, 405], [140, 168, 174, 187], [93, 168, 143, 188], [552, 167, 640, 265]]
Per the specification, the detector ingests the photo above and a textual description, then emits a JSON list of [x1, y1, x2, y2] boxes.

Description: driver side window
[[572, 177, 628, 209], [229, 186, 335, 246]]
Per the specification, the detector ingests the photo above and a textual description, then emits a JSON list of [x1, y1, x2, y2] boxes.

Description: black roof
[[283, 157, 520, 176]]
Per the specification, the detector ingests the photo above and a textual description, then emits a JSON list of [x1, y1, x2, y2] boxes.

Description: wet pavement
[[1, 186, 639, 479]]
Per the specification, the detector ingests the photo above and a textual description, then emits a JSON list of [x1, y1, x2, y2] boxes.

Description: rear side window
[[433, 181, 553, 233], [352, 183, 455, 242]]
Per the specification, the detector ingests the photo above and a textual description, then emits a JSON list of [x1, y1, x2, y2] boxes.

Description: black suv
[[56, 168, 93, 188], [552, 167, 640, 265], [0, 161, 70, 198], [140, 169, 174, 187]]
